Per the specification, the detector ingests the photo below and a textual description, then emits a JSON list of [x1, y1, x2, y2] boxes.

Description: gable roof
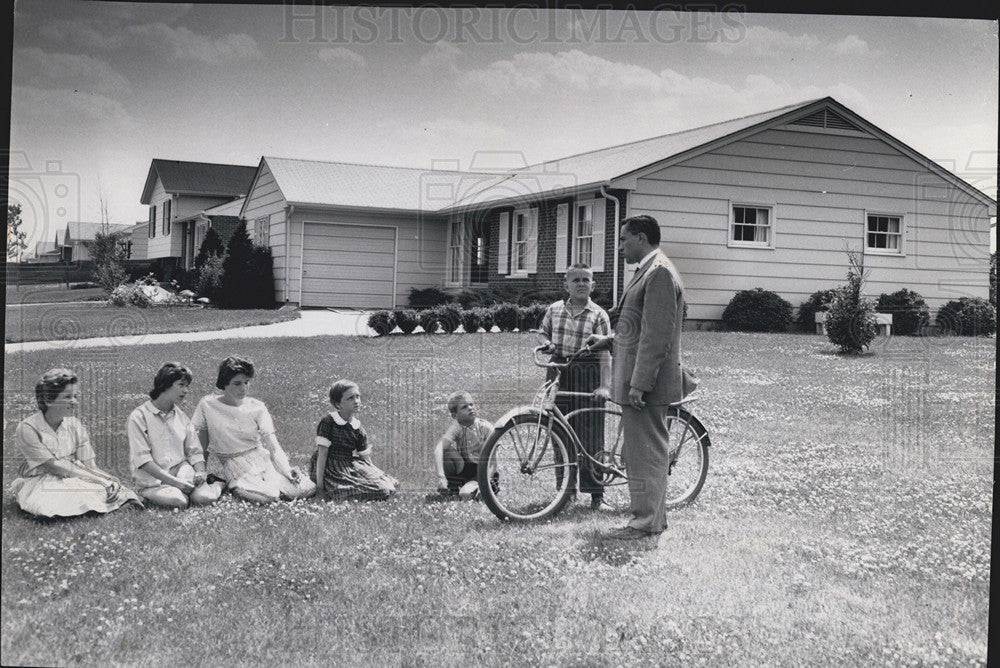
[[202, 196, 246, 218], [258, 156, 503, 213], [444, 97, 996, 213], [141, 159, 257, 204], [63, 222, 132, 244]]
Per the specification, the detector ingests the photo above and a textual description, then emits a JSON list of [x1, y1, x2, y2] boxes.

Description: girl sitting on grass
[[12, 368, 141, 518], [127, 363, 224, 509], [310, 380, 398, 501], [191, 356, 315, 504]]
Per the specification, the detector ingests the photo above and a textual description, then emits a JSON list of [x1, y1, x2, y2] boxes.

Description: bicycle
[[477, 344, 711, 522]]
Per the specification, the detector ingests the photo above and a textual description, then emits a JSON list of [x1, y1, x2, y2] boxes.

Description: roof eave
[[440, 180, 615, 214]]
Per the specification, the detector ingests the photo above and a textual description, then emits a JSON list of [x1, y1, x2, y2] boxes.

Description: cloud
[[705, 26, 820, 57], [318, 47, 366, 69], [37, 17, 261, 63], [832, 35, 877, 56], [125, 24, 262, 63], [418, 42, 461, 76], [15, 47, 131, 96]]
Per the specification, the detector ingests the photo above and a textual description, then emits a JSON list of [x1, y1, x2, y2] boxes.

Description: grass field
[[4, 304, 299, 343], [1, 332, 993, 665]]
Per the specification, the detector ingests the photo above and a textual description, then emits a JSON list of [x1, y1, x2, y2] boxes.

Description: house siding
[[242, 161, 292, 301], [146, 177, 235, 261], [629, 126, 992, 320]]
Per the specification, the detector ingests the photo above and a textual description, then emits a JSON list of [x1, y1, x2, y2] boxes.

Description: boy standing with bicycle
[[537, 263, 613, 510]]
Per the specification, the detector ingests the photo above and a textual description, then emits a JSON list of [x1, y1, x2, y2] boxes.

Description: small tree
[[826, 250, 877, 354], [219, 222, 256, 309], [990, 252, 996, 308], [197, 253, 226, 302], [194, 227, 225, 270], [7, 203, 28, 261], [85, 231, 129, 294]]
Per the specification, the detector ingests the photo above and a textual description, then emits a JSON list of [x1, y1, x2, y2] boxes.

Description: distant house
[[237, 97, 995, 319], [140, 159, 257, 270], [31, 240, 60, 263], [58, 222, 132, 262], [125, 221, 148, 260]]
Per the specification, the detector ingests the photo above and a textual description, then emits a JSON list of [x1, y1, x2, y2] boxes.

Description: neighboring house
[[126, 221, 148, 260], [242, 97, 995, 319], [32, 240, 60, 263], [140, 159, 257, 270], [59, 222, 132, 262]]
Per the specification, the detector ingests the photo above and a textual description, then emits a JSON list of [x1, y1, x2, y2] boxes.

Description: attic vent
[[791, 109, 862, 132]]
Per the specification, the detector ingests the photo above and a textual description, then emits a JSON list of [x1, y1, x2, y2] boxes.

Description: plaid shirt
[[540, 299, 611, 358]]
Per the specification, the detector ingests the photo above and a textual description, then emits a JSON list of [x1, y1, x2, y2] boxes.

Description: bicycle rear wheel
[[478, 413, 575, 521], [663, 407, 710, 508]]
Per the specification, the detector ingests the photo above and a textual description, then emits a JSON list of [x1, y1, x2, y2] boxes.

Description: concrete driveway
[[5, 309, 376, 354]]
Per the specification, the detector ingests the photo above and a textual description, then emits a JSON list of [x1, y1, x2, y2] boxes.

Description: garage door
[[301, 223, 396, 308]]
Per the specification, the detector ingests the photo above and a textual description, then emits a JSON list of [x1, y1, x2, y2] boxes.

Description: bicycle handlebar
[[533, 344, 598, 368]]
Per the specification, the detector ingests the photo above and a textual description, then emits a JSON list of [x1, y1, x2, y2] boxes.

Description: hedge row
[[368, 303, 549, 336], [723, 286, 996, 336]]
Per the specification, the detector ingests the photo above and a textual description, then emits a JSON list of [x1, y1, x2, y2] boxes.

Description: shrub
[[826, 251, 877, 353], [519, 303, 548, 331], [461, 309, 483, 334], [936, 297, 997, 336], [418, 309, 439, 334], [475, 306, 495, 333], [722, 288, 793, 332], [367, 310, 395, 336], [86, 231, 129, 294], [875, 289, 930, 336], [435, 304, 462, 334], [197, 254, 225, 302], [108, 283, 153, 308], [517, 288, 566, 307], [219, 222, 256, 309], [249, 245, 276, 308], [408, 287, 453, 309], [393, 309, 419, 335], [493, 303, 521, 332], [797, 288, 845, 329]]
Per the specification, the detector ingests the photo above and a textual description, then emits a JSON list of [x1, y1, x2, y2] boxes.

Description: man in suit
[[587, 215, 691, 540]]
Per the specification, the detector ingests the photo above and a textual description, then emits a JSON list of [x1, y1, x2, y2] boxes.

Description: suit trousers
[[622, 404, 670, 533]]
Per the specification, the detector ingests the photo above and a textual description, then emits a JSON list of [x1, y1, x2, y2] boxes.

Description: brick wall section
[[484, 189, 629, 303], [208, 216, 242, 248]]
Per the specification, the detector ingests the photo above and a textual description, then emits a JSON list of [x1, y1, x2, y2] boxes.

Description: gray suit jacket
[[611, 250, 688, 406]]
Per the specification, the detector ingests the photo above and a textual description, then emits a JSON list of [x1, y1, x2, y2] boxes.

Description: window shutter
[[591, 198, 606, 272], [149, 206, 156, 238], [525, 207, 539, 273], [555, 203, 568, 273], [498, 212, 509, 275]]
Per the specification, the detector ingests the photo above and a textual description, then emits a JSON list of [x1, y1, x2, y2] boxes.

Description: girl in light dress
[[310, 380, 398, 501], [126, 363, 224, 509], [12, 368, 140, 518], [191, 357, 315, 504]]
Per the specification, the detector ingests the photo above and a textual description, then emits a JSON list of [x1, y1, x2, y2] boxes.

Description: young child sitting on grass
[[310, 380, 398, 501], [434, 391, 494, 499]]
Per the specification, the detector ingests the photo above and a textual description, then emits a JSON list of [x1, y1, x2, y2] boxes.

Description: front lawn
[[4, 304, 300, 343], [1, 332, 993, 665], [6, 283, 107, 305]]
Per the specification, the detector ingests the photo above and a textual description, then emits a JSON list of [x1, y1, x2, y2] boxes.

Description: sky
[[8, 3, 998, 255]]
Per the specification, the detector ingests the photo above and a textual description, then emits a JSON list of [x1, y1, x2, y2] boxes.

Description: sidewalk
[[5, 309, 376, 354]]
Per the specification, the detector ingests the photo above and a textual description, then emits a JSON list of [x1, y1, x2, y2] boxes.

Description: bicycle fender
[[492, 406, 548, 429]]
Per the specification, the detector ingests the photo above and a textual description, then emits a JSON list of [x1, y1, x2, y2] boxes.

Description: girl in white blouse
[[127, 363, 224, 509], [191, 357, 315, 504], [12, 368, 140, 518]]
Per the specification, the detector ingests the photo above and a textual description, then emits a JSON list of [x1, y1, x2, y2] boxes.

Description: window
[[470, 219, 488, 284], [254, 216, 270, 246], [573, 202, 594, 266], [162, 199, 171, 236], [866, 214, 903, 254], [730, 205, 773, 248], [149, 205, 156, 238], [513, 211, 529, 273], [447, 220, 462, 284]]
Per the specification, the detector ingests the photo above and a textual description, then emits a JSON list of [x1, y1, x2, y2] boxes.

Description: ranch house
[[237, 97, 995, 320]]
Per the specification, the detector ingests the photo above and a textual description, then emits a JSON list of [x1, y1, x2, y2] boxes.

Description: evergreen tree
[[194, 227, 225, 270], [219, 221, 255, 308]]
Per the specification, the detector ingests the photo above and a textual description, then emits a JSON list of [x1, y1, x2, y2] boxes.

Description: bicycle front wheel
[[478, 413, 575, 521], [664, 407, 710, 509]]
